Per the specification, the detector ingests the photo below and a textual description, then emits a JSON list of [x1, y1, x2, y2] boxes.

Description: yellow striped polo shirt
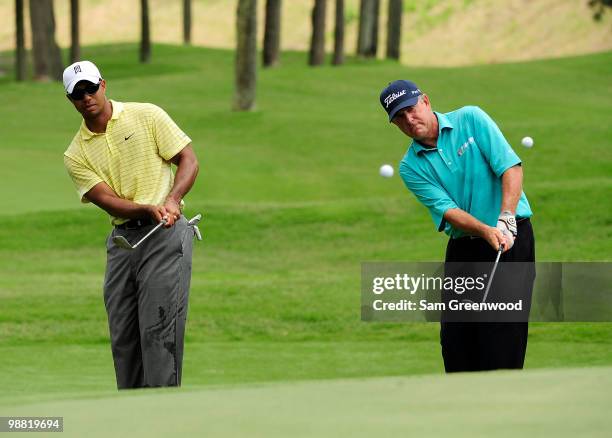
[[64, 100, 191, 225]]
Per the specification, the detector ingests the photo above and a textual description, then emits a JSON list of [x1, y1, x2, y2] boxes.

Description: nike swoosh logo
[[124, 133, 135, 141]]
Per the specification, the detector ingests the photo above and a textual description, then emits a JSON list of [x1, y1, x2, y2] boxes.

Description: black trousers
[[441, 219, 535, 372]]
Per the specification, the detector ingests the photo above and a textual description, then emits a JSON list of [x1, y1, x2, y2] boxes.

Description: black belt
[[115, 218, 155, 230]]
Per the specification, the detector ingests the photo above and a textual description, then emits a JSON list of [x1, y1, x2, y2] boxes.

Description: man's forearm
[[85, 183, 153, 220], [443, 208, 488, 238], [166, 146, 199, 203], [96, 197, 151, 219], [500, 165, 523, 214], [444, 208, 508, 251]]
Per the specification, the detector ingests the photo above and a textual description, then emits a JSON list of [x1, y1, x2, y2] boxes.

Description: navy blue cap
[[380, 80, 423, 121]]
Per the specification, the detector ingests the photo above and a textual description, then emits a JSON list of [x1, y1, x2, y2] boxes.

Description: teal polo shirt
[[399, 106, 532, 238]]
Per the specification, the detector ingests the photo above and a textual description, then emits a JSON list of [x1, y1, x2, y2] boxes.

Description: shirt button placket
[[439, 149, 452, 167], [106, 121, 115, 156]]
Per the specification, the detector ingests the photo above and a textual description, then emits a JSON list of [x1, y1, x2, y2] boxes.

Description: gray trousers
[[104, 216, 194, 389]]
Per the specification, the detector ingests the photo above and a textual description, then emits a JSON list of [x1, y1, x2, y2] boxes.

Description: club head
[[193, 224, 202, 241], [188, 213, 202, 226], [112, 236, 134, 250]]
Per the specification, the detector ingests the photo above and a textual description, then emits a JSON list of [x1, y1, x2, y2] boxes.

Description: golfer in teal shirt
[[380, 80, 536, 372], [400, 105, 532, 238]]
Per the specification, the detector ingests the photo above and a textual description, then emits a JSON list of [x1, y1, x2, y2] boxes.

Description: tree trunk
[[140, 0, 151, 63], [183, 0, 191, 45], [589, 0, 612, 21], [332, 0, 344, 65], [234, 0, 257, 111], [263, 0, 282, 67], [29, 0, 63, 81], [309, 0, 326, 66], [386, 0, 402, 60], [371, 0, 379, 56], [70, 0, 80, 63], [357, 0, 367, 55], [357, 0, 379, 58], [15, 0, 26, 81]]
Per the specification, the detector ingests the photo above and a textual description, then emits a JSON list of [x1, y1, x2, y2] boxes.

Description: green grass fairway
[[0, 43, 611, 423], [4, 367, 611, 437]]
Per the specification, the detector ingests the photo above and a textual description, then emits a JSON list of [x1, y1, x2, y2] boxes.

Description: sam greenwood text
[[372, 299, 524, 312]]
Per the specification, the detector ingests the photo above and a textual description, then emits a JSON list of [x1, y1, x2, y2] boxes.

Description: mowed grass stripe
[[2, 367, 611, 437], [1, 340, 611, 407]]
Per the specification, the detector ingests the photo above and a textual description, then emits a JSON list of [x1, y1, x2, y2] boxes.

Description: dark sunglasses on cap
[[67, 81, 101, 100]]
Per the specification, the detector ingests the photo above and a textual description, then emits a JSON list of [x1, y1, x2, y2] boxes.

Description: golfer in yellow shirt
[[63, 60, 199, 389]]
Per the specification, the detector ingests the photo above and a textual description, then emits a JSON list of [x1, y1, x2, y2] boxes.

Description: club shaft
[[132, 221, 165, 249], [481, 247, 503, 303]]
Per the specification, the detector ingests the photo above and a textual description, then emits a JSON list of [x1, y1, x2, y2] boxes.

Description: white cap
[[63, 60, 103, 93]]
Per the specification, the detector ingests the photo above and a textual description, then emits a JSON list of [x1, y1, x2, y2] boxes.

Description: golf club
[[188, 213, 203, 241], [461, 244, 504, 307], [112, 219, 167, 250], [481, 244, 504, 304]]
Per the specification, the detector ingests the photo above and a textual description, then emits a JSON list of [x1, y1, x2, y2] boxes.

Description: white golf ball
[[379, 164, 394, 178], [521, 136, 534, 148]]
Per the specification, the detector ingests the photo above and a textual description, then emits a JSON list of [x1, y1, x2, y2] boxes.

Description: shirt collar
[[412, 111, 454, 155], [79, 121, 96, 141], [79, 100, 123, 141], [436, 111, 454, 131], [110, 100, 124, 120]]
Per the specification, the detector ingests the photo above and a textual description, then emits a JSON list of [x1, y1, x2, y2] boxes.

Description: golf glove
[[497, 211, 517, 250]]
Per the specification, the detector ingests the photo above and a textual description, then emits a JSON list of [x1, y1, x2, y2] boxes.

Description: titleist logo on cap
[[384, 90, 406, 108]]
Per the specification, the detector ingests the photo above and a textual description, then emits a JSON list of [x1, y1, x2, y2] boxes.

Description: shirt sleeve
[[150, 105, 192, 161], [400, 162, 459, 232], [63, 154, 103, 203], [470, 106, 522, 177]]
